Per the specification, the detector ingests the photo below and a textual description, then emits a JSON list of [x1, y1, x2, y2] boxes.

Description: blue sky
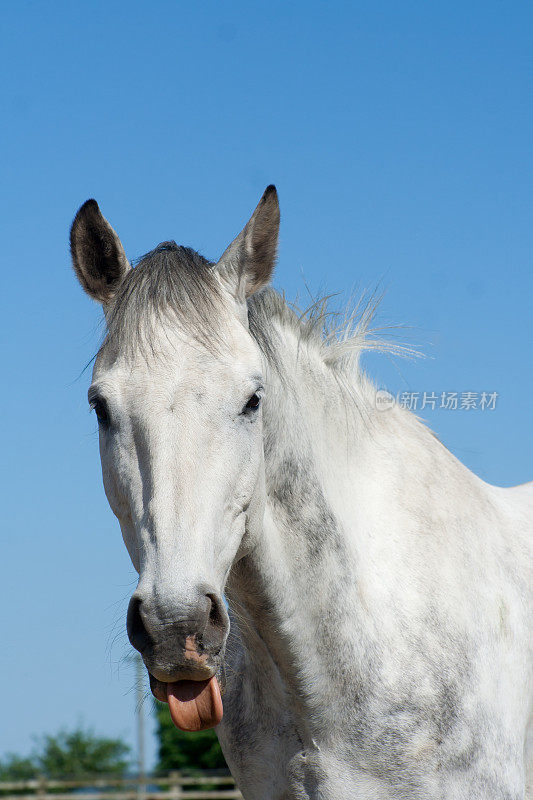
[[1, 0, 532, 769]]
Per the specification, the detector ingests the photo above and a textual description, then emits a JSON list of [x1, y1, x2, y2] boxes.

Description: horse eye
[[92, 399, 109, 426], [243, 393, 261, 414]]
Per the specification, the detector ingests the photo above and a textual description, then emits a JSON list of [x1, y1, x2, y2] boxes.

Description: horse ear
[[217, 185, 280, 299], [70, 199, 130, 304]]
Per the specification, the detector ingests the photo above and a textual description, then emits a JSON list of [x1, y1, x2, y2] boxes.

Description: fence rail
[[0, 773, 243, 800]]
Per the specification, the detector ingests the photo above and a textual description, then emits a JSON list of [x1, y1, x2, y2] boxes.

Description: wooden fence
[[0, 773, 243, 800]]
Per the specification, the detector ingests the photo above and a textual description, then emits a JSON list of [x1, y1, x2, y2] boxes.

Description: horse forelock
[[99, 242, 227, 360]]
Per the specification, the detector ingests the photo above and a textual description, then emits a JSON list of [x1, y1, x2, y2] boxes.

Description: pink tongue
[[166, 677, 223, 732]]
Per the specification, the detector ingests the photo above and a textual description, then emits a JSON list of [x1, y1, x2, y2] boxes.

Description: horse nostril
[[206, 592, 226, 631], [198, 591, 228, 655], [127, 595, 151, 653]]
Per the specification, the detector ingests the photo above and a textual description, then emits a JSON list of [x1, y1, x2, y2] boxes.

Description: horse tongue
[[166, 677, 223, 732]]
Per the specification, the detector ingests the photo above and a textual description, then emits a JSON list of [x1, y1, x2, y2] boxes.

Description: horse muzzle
[[126, 587, 229, 684]]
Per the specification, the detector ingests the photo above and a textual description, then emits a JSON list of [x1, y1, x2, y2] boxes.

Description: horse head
[[70, 188, 279, 730]]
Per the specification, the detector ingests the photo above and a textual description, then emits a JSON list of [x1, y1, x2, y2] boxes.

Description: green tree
[[0, 754, 36, 781], [0, 727, 131, 781], [153, 702, 227, 771], [34, 728, 130, 778]]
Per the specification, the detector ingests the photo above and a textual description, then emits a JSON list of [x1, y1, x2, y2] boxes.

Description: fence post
[[36, 775, 46, 800], [169, 770, 182, 800]]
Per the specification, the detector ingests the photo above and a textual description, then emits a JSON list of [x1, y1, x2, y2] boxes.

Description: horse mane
[[100, 242, 415, 376], [248, 286, 416, 380]]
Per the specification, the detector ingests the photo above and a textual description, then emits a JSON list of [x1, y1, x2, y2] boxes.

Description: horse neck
[[226, 314, 481, 737]]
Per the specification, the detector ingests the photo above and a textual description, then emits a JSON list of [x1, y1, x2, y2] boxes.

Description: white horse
[[70, 188, 533, 799]]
